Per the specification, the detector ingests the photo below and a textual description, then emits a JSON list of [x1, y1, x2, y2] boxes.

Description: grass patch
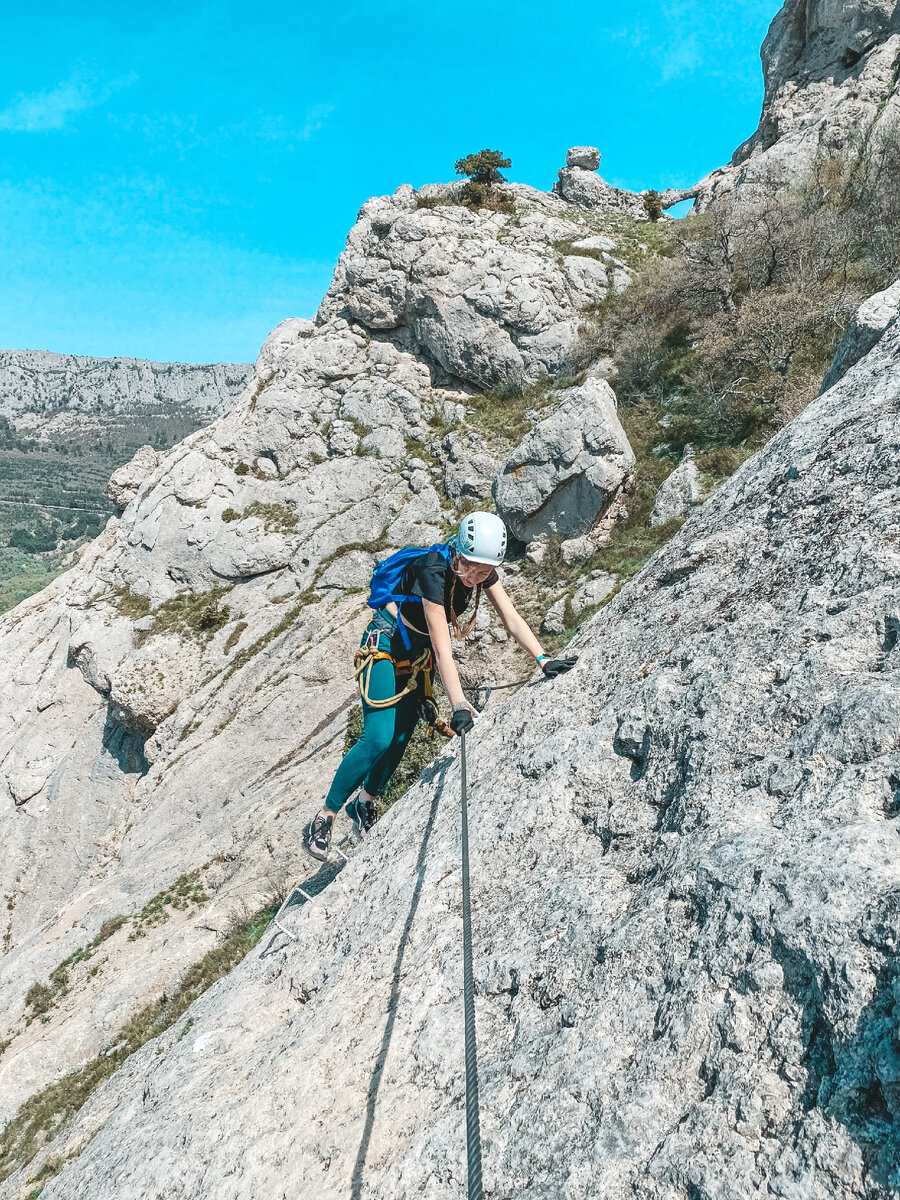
[[221, 501, 298, 535], [223, 621, 248, 653], [23, 916, 129, 1021], [128, 872, 208, 940], [147, 587, 232, 644], [112, 587, 151, 620], [466, 375, 579, 446], [553, 238, 607, 263], [0, 903, 277, 1182]]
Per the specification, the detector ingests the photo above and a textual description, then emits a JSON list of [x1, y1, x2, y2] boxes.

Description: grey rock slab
[[821, 277, 900, 391], [493, 376, 635, 542], [650, 446, 706, 526], [32, 306, 900, 1200]]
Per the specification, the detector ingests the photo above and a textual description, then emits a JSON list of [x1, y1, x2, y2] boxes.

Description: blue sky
[[0, 0, 776, 364]]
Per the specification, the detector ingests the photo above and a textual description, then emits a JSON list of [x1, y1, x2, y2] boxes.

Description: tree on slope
[[454, 149, 514, 213]]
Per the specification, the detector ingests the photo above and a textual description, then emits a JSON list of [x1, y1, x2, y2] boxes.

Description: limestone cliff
[[664, 0, 900, 210], [0, 350, 252, 430], [0, 183, 636, 1151]]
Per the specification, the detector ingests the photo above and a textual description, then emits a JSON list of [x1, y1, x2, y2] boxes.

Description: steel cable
[[459, 730, 484, 1200]]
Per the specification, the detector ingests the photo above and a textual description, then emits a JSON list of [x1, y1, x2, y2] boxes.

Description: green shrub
[[455, 149, 511, 185], [643, 190, 663, 222]]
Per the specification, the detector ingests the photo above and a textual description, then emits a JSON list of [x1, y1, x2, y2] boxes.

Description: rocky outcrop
[[318, 183, 618, 390], [555, 145, 648, 219], [684, 0, 900, 210], [650, 445, 706, 526], [493, 376, 635, 542], [820, 277, 900, 390], [16, 258, 900, 1200], [106, 445, 161, 511]]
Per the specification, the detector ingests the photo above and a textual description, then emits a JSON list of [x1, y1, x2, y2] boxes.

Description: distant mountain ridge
[[0, 349, 253, 425]]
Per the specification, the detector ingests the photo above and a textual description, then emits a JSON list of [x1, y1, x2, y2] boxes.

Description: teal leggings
[[324, 622, 424, 814]]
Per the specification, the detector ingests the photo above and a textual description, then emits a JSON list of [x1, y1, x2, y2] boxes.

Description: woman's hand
[[449, 704, 475, 734], [540, 656, 578, 677]]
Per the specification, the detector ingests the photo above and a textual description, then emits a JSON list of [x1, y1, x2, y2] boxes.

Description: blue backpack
[[367, 542, 453, 648]]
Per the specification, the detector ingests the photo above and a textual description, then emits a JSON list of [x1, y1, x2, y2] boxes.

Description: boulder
[[650, 445, 706, 526], [556, 165, 647, 219], [106, 445, 160, 511], [566, 145, 601, 171], [493, 377, 635, 542], [571, 572, 616, 612], [540, 594, 567, 635]]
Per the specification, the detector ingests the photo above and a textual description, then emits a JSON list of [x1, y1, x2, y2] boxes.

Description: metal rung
[[272, 884, 314, 942]]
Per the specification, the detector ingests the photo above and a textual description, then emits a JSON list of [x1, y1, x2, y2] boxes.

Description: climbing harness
[[354, 637, 455, 739], [353, 641, 433, 709], [459, 729, 484, 1200]]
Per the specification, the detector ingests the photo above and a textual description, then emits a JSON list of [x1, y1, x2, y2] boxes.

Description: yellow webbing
[[353, 644, 433, 709]]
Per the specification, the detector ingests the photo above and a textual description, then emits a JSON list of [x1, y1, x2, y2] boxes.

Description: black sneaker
[[307, 811, 333, 860], [348, 795, 377, 838]]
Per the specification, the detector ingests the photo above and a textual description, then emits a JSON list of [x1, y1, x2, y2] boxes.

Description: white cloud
[[0, 69, 136, 133]]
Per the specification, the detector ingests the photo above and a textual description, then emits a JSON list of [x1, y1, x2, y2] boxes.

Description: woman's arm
[[423, 599, 469, 709], [485, 580, 545, 662]]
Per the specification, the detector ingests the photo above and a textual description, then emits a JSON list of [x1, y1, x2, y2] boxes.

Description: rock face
[[650, 445, 706, 526], [683, 0, 900, 209], [18, 268, 900, 1200], [106, 445, 161, 511], [318, 183, 618, 389], [556, 147, 648, 219], [493, 376, 635, 542], [0, 177, 640, 1141]]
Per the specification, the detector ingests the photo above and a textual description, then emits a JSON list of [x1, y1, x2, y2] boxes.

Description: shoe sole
[[306, 821, 332, 861]]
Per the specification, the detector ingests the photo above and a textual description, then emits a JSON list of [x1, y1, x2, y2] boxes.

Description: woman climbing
[[306, 511, 577, 860]]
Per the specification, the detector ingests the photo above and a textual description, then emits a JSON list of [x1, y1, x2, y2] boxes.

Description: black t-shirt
[[398, 550, 499, 638]]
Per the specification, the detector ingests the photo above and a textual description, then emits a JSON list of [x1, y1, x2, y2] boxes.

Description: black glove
[[541, 656, 578, 678], [450, 706, 475, 734]]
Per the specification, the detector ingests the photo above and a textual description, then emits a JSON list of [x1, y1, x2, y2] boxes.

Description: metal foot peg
[[272, 884, 314, 942]]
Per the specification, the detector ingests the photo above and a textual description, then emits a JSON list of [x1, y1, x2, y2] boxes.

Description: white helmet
[[455, 511, 507, 566]]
